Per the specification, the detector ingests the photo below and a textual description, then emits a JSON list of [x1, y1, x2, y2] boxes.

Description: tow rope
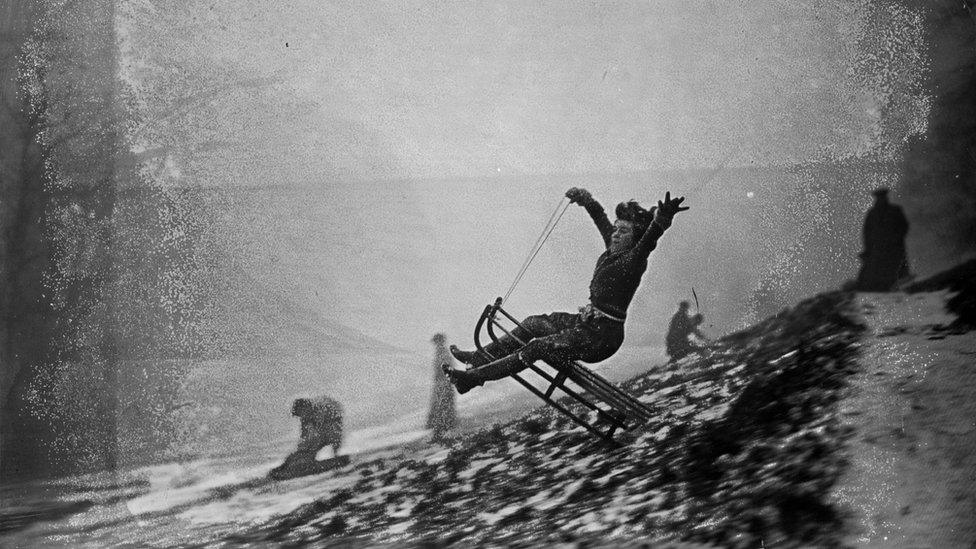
[[502, 197, 571, 306]]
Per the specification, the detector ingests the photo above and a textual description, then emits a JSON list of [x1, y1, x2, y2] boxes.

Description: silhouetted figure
[[856, 188, 911, 291], [280, 395, 343, 468], [666, 301, 707, 361], [426, 333, 458, 440]]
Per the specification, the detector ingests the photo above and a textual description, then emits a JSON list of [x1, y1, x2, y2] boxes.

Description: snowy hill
[[203, 262, 975, 548], [4, 261, 973, 548]]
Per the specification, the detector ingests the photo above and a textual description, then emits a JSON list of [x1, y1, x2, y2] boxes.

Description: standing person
[[444, 188, 689, 394], [856, 187, 911, 291], [665, 302, 707, 361], [426, 333, 458, 440]]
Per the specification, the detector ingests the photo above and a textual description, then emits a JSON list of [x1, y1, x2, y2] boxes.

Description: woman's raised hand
[[565, 187, 592, 204], [653, 192, 689, 229]]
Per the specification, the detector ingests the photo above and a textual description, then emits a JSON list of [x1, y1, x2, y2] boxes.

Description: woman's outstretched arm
[[634, 192, 689, 258], [566, 187, 613, 248]]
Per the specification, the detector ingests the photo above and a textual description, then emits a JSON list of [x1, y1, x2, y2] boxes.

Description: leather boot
[[450, 336, 524, 368], [442, 353, 528, 394], [449, 345, 487, 367]]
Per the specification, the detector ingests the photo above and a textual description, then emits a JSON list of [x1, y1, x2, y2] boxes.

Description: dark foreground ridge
[[209, 292, 865, 548], [907, 257, 976, 331]]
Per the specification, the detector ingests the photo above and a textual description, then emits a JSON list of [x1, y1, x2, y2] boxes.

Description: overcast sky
[[117, 1, 927, 353], [121, 0, 923, 182]]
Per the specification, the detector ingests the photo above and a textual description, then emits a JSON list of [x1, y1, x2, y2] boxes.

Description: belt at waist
[[579, 303, 626, 323]]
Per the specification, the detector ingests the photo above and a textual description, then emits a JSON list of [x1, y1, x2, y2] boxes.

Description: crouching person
[[280, 395, 343, 469]]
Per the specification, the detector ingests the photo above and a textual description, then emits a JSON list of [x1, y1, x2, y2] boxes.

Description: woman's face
[[610, 220, 635, 253]]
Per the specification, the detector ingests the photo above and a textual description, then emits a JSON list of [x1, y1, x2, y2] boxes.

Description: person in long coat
[[856, 188, 911, 291], [426, 333, 458, 439]]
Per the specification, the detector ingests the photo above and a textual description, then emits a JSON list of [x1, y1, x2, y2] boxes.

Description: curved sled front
[[471, 297, 655, 444]]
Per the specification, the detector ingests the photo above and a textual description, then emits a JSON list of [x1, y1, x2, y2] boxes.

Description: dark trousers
[[480, 312, 625, 366]]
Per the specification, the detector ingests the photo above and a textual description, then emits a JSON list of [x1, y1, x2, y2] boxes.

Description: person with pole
[[665, 300, 707, 361]]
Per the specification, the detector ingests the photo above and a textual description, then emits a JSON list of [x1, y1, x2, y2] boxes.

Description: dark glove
[[565, 187, 592, 205], [653, 191, 689, 229]]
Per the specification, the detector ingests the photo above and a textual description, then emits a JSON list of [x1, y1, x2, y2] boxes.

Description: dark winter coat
[[857, 200, 910, 291], [293, 395, 343, 454], [581, 197, 666, 320], [666, 309, 703, 359], [479, 195, 671, 368]]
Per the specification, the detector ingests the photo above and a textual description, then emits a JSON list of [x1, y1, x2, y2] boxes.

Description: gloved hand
[[653, 191, 689, 229], [565, 187, 592, 205]]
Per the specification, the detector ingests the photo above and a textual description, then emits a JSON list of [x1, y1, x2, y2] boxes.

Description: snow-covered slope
[[209, 292, 868, 548], [5, 262, 973, 548], [209, 262, 976, 548], [832, 290, 976, 547]]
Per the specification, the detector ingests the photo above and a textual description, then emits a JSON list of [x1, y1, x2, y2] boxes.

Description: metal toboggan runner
[[469, 297, 656, 444]]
